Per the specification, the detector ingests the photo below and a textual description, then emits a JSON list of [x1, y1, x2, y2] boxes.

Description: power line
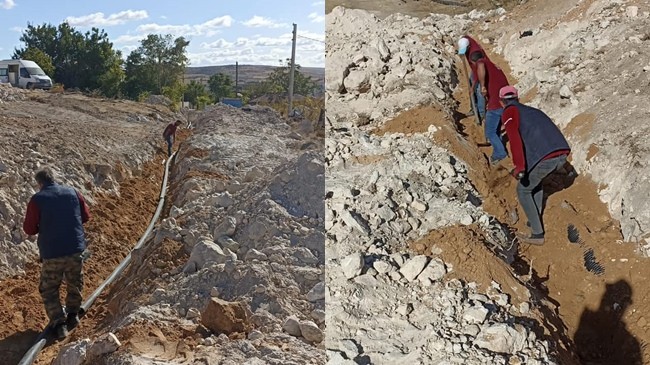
[[297, 34, 325, 43]]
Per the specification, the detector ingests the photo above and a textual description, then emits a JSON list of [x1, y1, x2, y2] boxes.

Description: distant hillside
[[185, 64, 325, 94]]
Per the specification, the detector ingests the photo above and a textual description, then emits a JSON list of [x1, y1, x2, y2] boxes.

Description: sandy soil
[[384, 55, 650, 364]]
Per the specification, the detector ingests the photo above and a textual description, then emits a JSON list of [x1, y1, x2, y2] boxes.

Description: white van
[[0, 59, 53, 90]]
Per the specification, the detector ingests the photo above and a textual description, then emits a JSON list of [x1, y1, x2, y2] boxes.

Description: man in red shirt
[[499, 86, 571, 245], [469, 50, 510, 165], [23, 167, 91, 338], [458, 36, 487, 121], [163, 120, 182, 157]]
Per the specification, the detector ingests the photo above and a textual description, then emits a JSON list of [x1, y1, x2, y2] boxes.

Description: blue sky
[[0, 0, 325, 67]]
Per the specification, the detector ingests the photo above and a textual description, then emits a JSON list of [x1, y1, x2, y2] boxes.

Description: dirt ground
[[390, 56, 650, 364]]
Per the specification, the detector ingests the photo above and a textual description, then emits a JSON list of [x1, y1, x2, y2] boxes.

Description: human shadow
[[574, 280, 644, 365], [0, 329, 41, 365]]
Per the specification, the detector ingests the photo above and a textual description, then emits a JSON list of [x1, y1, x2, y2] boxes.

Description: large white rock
[[344, 70, 370, 93], [417, 258, 446, 284], [463, 306, 489, 324], [299, 320, 324, 343], [474, 324, 527, 354], [213, 216, 237, 238], [87, 333, 121, 359], [282, 315, 302, 337], [52, 339, 91, 365], [307, 281, 325, 302], [185, 240, 235, 271], [399, 255, 428, 282], [341, 252, 364, 279]]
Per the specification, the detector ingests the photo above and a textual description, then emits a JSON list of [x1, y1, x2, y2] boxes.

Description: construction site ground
[[326, 0, 650, 363], [368, 52, 650, 365], [0, 91, 180, 364]]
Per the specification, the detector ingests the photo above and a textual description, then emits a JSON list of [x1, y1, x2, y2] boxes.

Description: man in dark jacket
[[23, 167, 91, 339], [499, 86, 571, 245], [163, 120, 182, 157]]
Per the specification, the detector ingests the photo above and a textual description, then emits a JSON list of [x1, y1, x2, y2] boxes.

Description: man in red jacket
[[458, 36, 487, 121], [469, 50, 510, 165], [23, 167, 91, 338], [499, 86, 571, 245], [163, 120, 182, 157]]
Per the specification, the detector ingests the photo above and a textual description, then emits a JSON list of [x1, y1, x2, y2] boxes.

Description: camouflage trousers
[[39, 252, 84, 324]]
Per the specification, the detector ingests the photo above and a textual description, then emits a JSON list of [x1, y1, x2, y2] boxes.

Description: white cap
[[458, 38, 470, 55]]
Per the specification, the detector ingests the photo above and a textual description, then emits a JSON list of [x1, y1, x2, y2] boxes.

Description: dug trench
[[375, 58, 650, 364], [0, 130, 189, 365]]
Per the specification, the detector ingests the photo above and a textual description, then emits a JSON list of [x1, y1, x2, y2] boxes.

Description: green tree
[[162, 80, 186, 111], [196, 94, 212, 110], [266, 61, 318, 96], [123, 34, 190, 99], [184, 80, 210, 108], [14, 22, 123, 94], [19, 47, 55, 78], [207, 73, 234, 101]]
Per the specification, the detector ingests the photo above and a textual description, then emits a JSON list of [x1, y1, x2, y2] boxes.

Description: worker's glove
[[510, 169, 525, 180]]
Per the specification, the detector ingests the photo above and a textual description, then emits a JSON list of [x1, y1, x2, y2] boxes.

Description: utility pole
[[287, 23, 297, 117], [235, 61, 239, 94]]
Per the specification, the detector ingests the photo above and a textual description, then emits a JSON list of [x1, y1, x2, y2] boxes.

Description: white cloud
[[242, 16, 289, 29], [312, 1, 324, 6], [1, 0, 15, 10], [202, 36, 293, 50], [65, 10, 148, 27], [10, 26, 23, 32], [190, 34, 324, 67], [113, 34, 145, 44], [136, 15, 232, 37], [308, 12, 324, 23], [160, 15, 167, 19]]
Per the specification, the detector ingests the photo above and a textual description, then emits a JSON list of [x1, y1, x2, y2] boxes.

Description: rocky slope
[[0, 85, 179, 278], [482, 0, 650, 245], [325, 7, 558, 364], [50, 104, 326, 364]]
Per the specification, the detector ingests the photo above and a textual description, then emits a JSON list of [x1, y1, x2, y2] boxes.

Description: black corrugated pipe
[[18, 151, 177, 365]]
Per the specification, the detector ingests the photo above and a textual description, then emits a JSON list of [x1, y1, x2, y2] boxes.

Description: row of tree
[[182, 62, 320, 109], [14, 22, 321, 110]]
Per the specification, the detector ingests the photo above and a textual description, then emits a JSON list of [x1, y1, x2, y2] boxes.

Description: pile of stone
[[0, 83, 26, 103], [325, 6, 472, 128], [325, 7, 556, 364], [57, 104, 325, 363]]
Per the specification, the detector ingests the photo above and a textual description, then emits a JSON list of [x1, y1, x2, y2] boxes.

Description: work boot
[[517, 233, 545, 246], [66, 312, 80, 329], [54, 322, 69, 339]]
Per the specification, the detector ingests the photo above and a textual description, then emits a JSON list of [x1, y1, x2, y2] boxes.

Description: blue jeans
[[166, 135, 173, 156], [517, 155, 567, 235], [469, 74, 486, 119], [485, 108, 507, 161]]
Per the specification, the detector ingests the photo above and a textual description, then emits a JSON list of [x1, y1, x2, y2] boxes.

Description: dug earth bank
[[325, 2, 650, 365], [0, 86, 326, 364]]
